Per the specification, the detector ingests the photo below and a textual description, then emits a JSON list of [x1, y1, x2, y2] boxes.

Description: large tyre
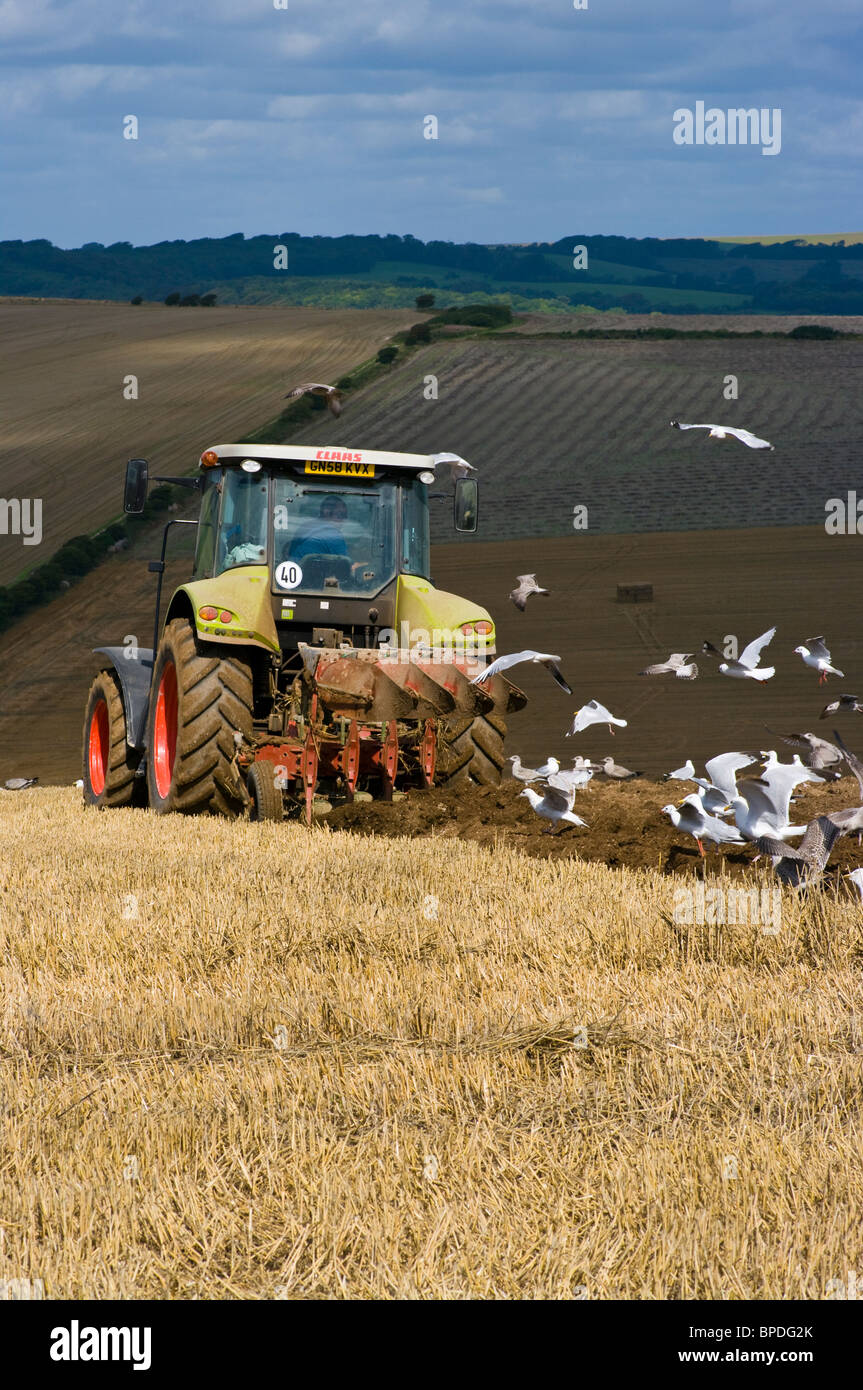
[[146, 618, 253, 817], [438, 709, 507, 787], [82, 669, 143, 808]]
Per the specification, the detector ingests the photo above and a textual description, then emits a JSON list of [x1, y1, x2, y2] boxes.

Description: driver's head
[[320, 496, 347, 523]]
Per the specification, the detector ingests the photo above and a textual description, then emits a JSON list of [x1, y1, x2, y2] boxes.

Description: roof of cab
[[199, 444, 434, 470]]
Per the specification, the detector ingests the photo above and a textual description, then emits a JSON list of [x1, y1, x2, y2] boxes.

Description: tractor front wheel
[[146, 618, 253, 816], [82, 669, 143, 808]]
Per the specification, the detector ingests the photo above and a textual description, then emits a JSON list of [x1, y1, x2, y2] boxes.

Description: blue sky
[[1, 0, 860, 247]]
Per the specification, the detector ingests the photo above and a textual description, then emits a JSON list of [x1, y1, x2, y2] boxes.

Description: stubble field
[[1, 790, 861, 1300]]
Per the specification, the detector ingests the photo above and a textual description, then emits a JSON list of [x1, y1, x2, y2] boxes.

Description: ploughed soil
[[322, 772, 863, 882]]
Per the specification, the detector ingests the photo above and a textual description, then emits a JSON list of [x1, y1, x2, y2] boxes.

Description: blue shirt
[[288, 521, 349, 562]]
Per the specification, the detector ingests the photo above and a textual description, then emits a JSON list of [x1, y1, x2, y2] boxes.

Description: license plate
[[304, 459, 374, 478]]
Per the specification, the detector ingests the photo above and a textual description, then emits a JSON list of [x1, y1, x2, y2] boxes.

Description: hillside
[[0, 301, 416, 586], [6, 231, 863, 315]]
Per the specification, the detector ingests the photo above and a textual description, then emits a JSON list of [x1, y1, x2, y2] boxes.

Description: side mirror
[[124, 458, 149, 514], [454, 477, 478, 533]]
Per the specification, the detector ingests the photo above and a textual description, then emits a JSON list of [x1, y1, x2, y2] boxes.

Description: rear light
[[460, 623, 474, 636], [199, 606, 218, 621], [474, 621, 493, 636], [200, 450, 219, 467], [219, 610, 233, 624]]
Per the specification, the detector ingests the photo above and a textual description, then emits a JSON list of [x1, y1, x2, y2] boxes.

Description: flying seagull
[[820, 694, 863, 718], [661, 795, 745, 857], [472, 651, 572, 694], [755, 815, 844, 888], [597, 756, 643, 781], [566, 700, 627, 737], [509, 574, 549, 611], [832, 729, 863, 800], [638, 652, 698, 680], [763, 728, 844, 777], [3, 777, 38, 790], [702, 627, 775, 681], [702, 751, 757, 801], [670, 419, 774, 450], [793, 637, 844, 684], [283, 382, 343, 416], [519, 785, 587, 834], [826, 806, 863, 846], [730, 760, 824, 842], [430, 452, 477, 482]]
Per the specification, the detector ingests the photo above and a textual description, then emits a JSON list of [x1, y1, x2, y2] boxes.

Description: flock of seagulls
[[474, 580, 862, 896]]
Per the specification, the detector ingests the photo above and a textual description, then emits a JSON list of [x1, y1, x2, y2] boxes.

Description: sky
[[0, 0, 861, 248]]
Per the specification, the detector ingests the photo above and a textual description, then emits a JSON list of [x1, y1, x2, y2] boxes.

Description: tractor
[[82, 443, 526, 820]]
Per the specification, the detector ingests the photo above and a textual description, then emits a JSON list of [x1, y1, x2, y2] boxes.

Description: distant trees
[[415, 293, 436, 309], [377, 346, 399, 363], [130, 295, 143, 305], [164, 291, 217, 306]]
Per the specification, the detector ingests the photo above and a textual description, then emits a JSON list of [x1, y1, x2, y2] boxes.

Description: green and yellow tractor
[[82, 443, 525, 820]]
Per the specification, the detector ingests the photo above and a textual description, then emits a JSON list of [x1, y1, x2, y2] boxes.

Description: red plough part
[[235, 644, 526, 820]]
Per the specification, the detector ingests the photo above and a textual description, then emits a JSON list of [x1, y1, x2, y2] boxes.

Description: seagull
[[519, 785, 587, 834], [847, 868, 863, 902], [703, 627, 775, 681], [793, 637, 844, 684], [670, 419, 774, 450], [662, 759, 695, 782], [661, 795, 745, 857], [509, 574, 549, 612], [826, 806, 863, 846], [3, 777, 38, 790], [283, 382, 343, 416], [547, 764, 594, 794], [638, 652, 698, 680], [730, 760, 824, 842], [755, 815, 844, 887], [472, 651, 572, 694], [430, 452, 477, 483], [508, 754, 559, 783], [566, 700, 627, 737], [763, 728, 844, 778], [820, 694, 863, 719], [703, 752, 757, 801], [597, 756, 643, 781], [690, 779, 733, 817], [832, 729, 863, 800]]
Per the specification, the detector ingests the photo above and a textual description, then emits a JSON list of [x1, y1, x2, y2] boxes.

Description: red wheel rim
[[153, 660, 178, 800], [88, 698, 110, 795]]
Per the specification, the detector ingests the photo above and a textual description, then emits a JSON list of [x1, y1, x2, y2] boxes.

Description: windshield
[[271, 476, 397, 597]]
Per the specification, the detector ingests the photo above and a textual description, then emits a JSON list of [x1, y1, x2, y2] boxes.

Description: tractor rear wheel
[[146, 618, 253, 816], [82, 669, 143, 808], [247, 762, 284, 822], [438, 709, 507, 787]]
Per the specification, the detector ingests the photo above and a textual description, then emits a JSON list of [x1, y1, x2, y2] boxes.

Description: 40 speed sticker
[[275, 560, 303, 590]]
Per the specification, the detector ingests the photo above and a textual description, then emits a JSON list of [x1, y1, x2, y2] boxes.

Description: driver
[[288, 495, 350, 562]]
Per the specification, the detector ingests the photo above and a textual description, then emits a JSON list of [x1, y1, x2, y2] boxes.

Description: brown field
[[286, 333, 863, 536], [1, 523, 861, 789], [0, 789, 861, 1300], [0, 300, 416, 585]]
